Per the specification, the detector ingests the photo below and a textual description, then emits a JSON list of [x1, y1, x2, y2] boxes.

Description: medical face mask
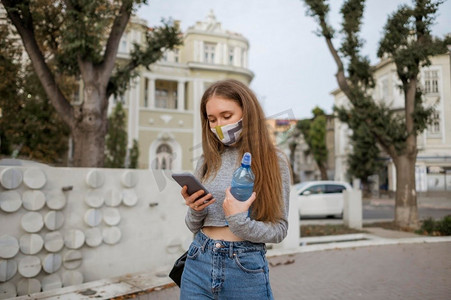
[[211, 119, 243, 146]]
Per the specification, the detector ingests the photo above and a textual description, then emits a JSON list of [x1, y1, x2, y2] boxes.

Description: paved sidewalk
[[142, 242, 451, 300]]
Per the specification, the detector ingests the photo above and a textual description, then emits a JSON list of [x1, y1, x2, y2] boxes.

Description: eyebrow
[[207, 111, 233, 118]]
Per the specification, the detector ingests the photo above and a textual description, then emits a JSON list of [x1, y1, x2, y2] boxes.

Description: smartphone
[[171, 172, 210, 201]]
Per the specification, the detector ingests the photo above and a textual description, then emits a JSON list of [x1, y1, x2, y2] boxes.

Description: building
[[115, 10, 254, 170], [266, 116, 335, 183], [332, 52, 451, 192]]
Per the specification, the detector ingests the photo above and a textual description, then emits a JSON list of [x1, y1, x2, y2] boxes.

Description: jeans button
[[215, 242, 221, 248]]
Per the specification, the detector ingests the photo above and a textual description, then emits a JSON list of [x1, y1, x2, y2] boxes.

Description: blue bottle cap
[[242, 152, 251, 166]]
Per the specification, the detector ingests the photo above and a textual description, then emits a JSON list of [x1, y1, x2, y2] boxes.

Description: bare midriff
[[202, 226, 244, 241]]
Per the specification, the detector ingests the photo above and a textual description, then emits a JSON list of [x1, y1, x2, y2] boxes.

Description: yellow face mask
[[211, 119, 243, 146]]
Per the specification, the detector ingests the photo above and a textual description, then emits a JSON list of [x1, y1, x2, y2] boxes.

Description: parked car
[[295, 181, 352, 218]]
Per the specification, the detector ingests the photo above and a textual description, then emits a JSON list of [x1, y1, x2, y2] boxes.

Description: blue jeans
[[180, 230, 274, 300]]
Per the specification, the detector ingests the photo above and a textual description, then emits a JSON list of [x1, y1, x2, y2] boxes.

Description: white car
[[295, 181, 352, 218]]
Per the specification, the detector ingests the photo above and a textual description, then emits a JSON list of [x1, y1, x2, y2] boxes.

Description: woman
[[179, 79, 291, 299]]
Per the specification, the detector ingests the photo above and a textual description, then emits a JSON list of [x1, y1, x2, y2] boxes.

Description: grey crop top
[[185, 146, 291, 244]]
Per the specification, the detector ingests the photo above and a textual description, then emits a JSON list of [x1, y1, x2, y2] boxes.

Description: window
[[428, 111, 441, 135], [380, 78, 389, 100], [144, 78, 148, 107], [155, 88, 177, 109], [120, 32, 127, 52], [161, 51, 168, 62], [174, 49, 179, 63], [326, 184, 346, 194], [424, 70, 439, 94], [156, 143, 173, 170], [204, 43, 216, 64], [228, 47, 234, 65], [304, 185, 325, 195]]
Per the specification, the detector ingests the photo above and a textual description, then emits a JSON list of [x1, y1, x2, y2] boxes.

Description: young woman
[[179, 79, 291, 299]]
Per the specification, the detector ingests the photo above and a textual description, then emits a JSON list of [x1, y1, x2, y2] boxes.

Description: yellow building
[[115, 11, 254, 170]]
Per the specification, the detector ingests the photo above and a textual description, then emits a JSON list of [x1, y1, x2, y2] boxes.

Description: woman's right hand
[[181, 186, 215, 212]]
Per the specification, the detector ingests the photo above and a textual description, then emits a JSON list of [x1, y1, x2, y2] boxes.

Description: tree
[[0, 24, 22, 156], [128, 139, 140, 169], [297, 106, 328, 180], [344, 120, 383, 193], [104, 101, 127, 168], [1, 25, 70, 164], [1, 0, 182, 167], [304, 0, 449, 228]]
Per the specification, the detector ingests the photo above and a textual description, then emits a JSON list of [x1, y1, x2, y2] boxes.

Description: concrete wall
[[0, 163, 192, 297]]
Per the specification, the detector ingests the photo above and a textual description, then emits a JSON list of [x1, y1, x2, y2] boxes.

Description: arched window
[[156, 143, 173, 170]]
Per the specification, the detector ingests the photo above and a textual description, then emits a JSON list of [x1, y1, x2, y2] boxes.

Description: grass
[[300, 224, 366, 237], [301, 219, 450, 237]]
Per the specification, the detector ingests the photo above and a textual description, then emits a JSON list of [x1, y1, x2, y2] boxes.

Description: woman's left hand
[[223, 187, 256, 217]]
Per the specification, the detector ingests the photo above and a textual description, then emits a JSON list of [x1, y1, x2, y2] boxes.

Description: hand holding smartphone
[[171, 172, 210, 201]]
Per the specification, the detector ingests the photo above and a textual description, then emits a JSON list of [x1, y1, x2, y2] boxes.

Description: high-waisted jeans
[[180, 230, 274, 300]]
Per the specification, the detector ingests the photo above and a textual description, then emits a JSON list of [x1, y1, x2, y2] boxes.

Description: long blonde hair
[[200, 79, 284, 223]]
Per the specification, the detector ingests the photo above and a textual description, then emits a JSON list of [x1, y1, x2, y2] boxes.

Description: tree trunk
[[318, 163, 328, 180], [71, 84, 108, 167], [393, 154, 419, 228]]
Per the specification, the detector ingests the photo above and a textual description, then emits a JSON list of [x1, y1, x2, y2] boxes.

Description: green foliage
[[305, 0, 448, 160], [0, 24, 22, 155], [0, 25, 69, 164], [108, 18, 183, 97], [345, 121, 382, 183], [104, 102, 127, 168], [2, 0, 181, 167], [296, 106, 328, 177], [416, 215, 451, 236], [128, 139, 140, 169]]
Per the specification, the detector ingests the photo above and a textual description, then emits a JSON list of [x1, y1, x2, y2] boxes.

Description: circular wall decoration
[[0, 167, 22, 190], [18, 256, 41, 278], [84, 209, 102, 227], [0, 282, 16, 298], [22, 190, 46, 211], [19, 234, 44, 255], [44, 211, 65, 231], [46, 192, 66, 210], [42, 253, 62, 274], [85, 228, 102, 247], [63, 250, 82, 270], [104, 188, 122, 207], [62, 270, 83, 287], [0, 259, 17, 282], [122, 189, 138, 207], [0, 235, 19, 259], [121, 171, 138, 188], [23, 168, 47, 189], [21, 212, 44, 233], [103, 208, 121, 226], [64, 229, 85, 249], [17, 278, 41, 296], [85, 170, 105, 189], [41, 274, 62, 292], [85, 191, 104, 208], [44, 232, 64, 253], [102, 227, 121, 245], [0, 191, 22, 213]]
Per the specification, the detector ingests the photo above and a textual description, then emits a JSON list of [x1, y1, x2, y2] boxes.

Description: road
[[301, 203, 451, 223]]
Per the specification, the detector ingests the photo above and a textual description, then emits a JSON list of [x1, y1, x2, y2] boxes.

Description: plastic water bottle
[[231, 152, 255, 201]]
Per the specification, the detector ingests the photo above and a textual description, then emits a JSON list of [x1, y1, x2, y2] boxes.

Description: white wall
[[0, 164, 192, 296]]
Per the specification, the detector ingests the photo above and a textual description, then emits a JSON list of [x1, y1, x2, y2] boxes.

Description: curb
[[267, 235, 451, 257]]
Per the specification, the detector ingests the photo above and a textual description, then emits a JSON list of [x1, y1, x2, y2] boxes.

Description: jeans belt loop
[[201, 234, 209, 253], [229, 242, 234, 258]]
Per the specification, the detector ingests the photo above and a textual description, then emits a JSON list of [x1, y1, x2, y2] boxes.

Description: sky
[[138, 0, 451, 120]]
